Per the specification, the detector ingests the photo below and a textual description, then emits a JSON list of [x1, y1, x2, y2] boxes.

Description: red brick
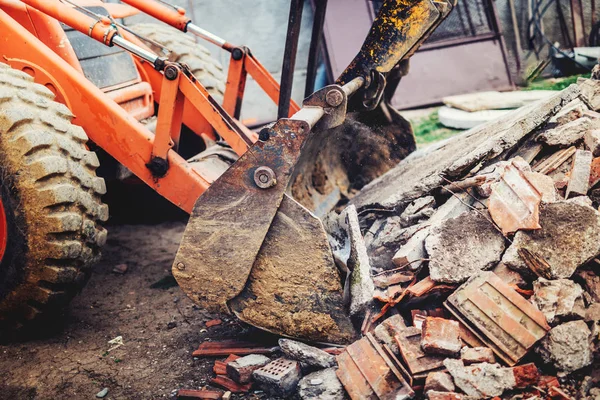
[[421, 317, 462, 356], [460, 347, 495, 365], [511, 363, 540, 388]]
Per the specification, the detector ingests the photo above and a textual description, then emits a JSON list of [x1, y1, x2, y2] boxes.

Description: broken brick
[[424, 371, 455, 394], [460, 347, 495, 365], [226, 354, 270, 384], [566, 149, 593, 198], [213, 355, 240, 375], [511, 363, 540, 388], [210, 375, 252, 393], [192, 340, 277, 357], [421, 317, 461, 356], [252, 358, 302, 397], [548, 386, 574, 400], [589, 157, 600, 188], [337, 335, 413, 399], [205, 319, 222, 328]]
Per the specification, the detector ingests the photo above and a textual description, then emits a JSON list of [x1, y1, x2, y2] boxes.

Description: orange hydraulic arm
[[3, 0, 258, 212], [119, 0, 300, 120]]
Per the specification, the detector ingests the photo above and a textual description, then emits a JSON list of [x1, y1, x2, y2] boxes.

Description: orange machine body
[[0, 0, 299, 213]]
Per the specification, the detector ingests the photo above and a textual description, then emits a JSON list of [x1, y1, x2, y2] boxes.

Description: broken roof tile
[[488, 160, 542, 235], [336, 335, 413, 400], [444, 271, 550, 366]]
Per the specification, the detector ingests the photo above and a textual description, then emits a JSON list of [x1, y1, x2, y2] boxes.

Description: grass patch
[[412, 111, 461, 146], [522, 73, 590, 91]]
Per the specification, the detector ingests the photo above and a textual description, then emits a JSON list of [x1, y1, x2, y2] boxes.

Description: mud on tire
[[130, 23, 226, 100], [0, 63, 108, 336]]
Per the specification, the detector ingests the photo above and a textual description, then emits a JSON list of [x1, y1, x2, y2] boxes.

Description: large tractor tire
[[0, 63, 108, 336], [130, 23, 226, 100]]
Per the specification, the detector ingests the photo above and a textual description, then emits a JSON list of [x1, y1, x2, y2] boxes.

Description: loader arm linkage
[[1, 0, 454, 343]]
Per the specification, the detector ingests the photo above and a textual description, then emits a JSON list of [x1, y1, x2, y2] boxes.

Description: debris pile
[[323, 77, 600, 399], [182, 77, 600, 399]]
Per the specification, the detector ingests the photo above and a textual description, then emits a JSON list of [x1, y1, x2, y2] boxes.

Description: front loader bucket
[[172, 0, 455, 344], [229, 195, 357, 344]]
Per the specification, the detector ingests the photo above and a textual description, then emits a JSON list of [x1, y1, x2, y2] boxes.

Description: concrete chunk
[[536, 320, 592, 372], [444, 359, 516, 398], [531, 278, 586, 325], [460, 347, 495, 365], [424, 371, 455, 394], [502, 201, 600, 279], [297, 368, 347, 400], [278, 339, 335, 370], [426, 210, 506, 284], [392, 194, 475, 271], [578, 78, 600, 111], [226, 354, 271, 384], [584, 129, 600, 156], [566, 149, 592, 198], [351, 86, 579, 214], [523, 172, 558, 203], [539, 117, 594, 147], [253, 358, 302, 397], [421, 317, 462, 356], [344, 205, 375, 316]]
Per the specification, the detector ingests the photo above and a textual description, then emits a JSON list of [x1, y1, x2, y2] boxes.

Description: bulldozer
[[0, 0, 453, 343]]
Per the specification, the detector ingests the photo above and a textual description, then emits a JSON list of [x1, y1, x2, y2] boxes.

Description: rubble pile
[[184, 77, 600, 399], [321, 77, 600, 399]]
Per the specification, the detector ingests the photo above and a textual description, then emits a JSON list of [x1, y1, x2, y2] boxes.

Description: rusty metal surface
[[444, 271, 550, 366], [337, 336, 413, 400], [229, 195, 357, 344], [337, 0, 444, 86], [172, 118, 313, 313], [488, 162, 542, 235], [303, 84, 349, 130]]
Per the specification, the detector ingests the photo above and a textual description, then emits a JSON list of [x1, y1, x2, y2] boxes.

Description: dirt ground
[[0, 221, 278, 400]]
